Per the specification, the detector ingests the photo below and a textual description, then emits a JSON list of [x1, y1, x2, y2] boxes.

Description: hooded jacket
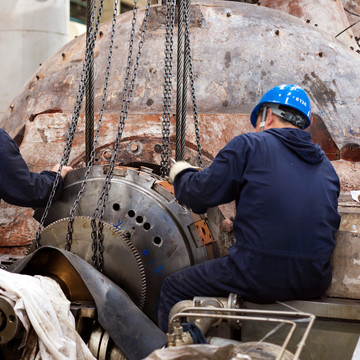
[[174, 128, 341, 263], [0, 129, 64, 208]]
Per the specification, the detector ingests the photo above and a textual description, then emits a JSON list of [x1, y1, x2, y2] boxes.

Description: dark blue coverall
[[158, 128, 341, 332], [0, 129, 64, 207]]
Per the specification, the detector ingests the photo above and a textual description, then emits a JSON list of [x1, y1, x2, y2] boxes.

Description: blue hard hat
[[250, 84, 311, 129]]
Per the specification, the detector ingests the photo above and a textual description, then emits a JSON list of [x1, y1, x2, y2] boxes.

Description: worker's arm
[[0, 129, 68, 208], [173, 136, 248, 213]]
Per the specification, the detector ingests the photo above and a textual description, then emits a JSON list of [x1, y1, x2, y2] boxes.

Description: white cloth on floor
[[0, 269, 95, 360]]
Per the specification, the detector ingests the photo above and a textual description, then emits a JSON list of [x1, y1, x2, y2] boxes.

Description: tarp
[[0, 269, 95, 360]]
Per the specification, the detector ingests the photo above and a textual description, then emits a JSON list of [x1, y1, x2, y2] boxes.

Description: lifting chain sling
[[184, 0, 203, 168], [65, 0, 120, 253], [34, 0, 106, 249], [34, 0, 151, 273], [161, 0, 203, 177], [90, 0, 152, 272]]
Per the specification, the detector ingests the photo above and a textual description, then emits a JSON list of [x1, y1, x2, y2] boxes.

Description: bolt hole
[[153, 236, 162, 246], [125, 232, 131, 239], [201, 227, 206, 235], [113, 203, 120, 211], [8, 315, 15, 322], [128, 210, 135, 218], [136, 216, 143, 223], [144, 222, 151, 230]]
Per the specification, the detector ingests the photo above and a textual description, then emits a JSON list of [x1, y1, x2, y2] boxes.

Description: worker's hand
[[51, 164, 74, 179], [221, 219, 234, 233], [168, 161, 196, 184]]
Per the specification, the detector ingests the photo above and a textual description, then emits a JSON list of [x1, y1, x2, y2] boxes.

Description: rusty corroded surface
[[2, 1, 360, 151], [260, 0, 358, 49]]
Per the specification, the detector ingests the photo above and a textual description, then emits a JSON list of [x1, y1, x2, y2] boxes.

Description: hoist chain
[[184, 0, 203, 167], [160, 0, 176, 177], [90, 0, 140, 268], [65, 0, 119, 252], [34, 0, 105, 249], [91, 0, 152, 272]]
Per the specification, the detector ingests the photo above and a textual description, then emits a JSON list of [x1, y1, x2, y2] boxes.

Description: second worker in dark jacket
[[0, 128, 72, 208], [157, 84, 341, 332]]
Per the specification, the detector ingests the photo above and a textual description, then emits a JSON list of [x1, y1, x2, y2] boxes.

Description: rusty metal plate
[[2, 1, 360, 152]]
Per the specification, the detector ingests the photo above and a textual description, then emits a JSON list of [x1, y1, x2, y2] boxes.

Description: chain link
[[160, 0, 176, 177], [34, 0, 105, 249], [91, 0, 152, 272]]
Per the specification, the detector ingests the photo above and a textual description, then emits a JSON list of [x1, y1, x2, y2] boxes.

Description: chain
[[34, 0, 105, 249], [91, 217, 98, 266], [184, 0, 203, 167], [65, 0, 119, 252], [160, 0, 176, 177], [91, 0, 152, 271]]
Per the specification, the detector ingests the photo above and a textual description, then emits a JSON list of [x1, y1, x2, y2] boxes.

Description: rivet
[[10, 104, 14, 110], [154, 144, 162, 153], [36, 75, 40, 80], [226, 12, 231, 17], [319, 52, 324, 57], [99, 31, 103, 37], [315, 24, 318, 27], [275, 30, 280, 36], [62, 53, 66, 58], [130, 143, 139, 152]]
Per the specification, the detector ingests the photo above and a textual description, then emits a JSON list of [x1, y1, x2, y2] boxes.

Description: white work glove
[[168, 161, 196, 184]]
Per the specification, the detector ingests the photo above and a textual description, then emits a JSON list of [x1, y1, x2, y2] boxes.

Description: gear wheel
[[29, 216, 146, 310]]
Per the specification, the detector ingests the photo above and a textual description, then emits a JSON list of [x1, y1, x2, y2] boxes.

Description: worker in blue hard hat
[[157, 84, 341, 333], [251, 84, 311, 131]]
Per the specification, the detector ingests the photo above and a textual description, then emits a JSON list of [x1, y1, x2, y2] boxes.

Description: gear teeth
[[29, 216, 147, 310], [105, 222, 147, 310]]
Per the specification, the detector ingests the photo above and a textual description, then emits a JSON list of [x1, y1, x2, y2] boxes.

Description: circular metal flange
[[0, 296, 21, 344], [34, 216, 147, 310], [32, 165, 223, 321]]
